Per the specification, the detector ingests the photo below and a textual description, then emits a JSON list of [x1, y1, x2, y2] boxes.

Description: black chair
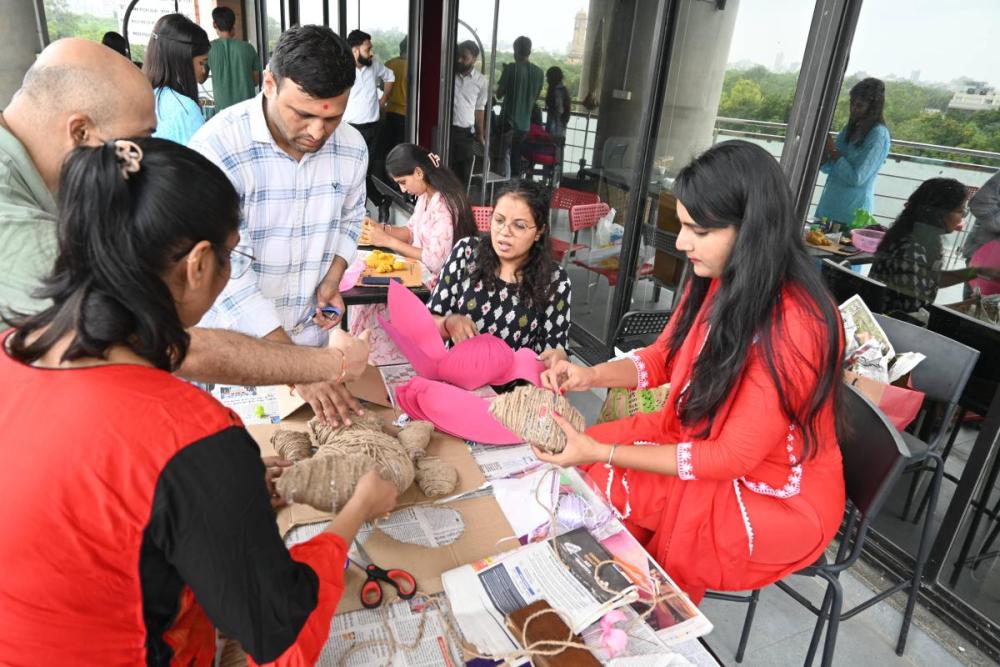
[[820, 259, 888, 312], [571, 309, 671, 366], [707, 384, 911, 667], [871, 314, 979, 530]]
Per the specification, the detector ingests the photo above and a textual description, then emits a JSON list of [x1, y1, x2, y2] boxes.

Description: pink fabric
[[349, 192, 456, 365], [378, 281, 544, 387], [969, 240, 1000, 296], [401, 377, 521, 445]]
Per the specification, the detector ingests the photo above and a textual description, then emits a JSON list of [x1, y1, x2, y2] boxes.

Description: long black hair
[[845, 77, 886, 145], [668, 140, 843, 459], [4, 138, 240, 371], [877, 178, 967, 251], [471, 179, 555, 308], [385, 143, 476, 242], [142, 13, 210, 102]]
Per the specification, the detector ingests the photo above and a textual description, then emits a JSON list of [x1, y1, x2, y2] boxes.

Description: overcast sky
[[68, 0, 998, 87]]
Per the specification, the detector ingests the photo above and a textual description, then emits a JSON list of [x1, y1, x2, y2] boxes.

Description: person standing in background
[[815, 77, 891, 228], [451, 40, 488, 187], [963, 170, 1000, 262], [207, 6, 261, 112], [496, 36, 543, 180], [344, 29, 395, 209], [144, 13, 210, 146], [379, 36, 409, 161]]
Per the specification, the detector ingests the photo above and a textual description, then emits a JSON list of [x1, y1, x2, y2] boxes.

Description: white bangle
[[606, 444, 618, 468]]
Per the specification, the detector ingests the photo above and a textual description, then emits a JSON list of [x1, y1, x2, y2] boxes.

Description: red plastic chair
[[551, 201, 607, 265], [472, 206, 493, 233], [550, 187, 600, 215]]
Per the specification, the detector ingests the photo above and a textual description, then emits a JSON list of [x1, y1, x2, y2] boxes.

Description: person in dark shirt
[[0, 137, 395, 666], [870, 177, 999, 317], [428, 179, 571, 363]]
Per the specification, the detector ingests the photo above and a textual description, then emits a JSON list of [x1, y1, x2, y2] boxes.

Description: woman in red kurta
[[539, 141, 846, 603]]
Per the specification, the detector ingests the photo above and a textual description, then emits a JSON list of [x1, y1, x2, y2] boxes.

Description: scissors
[[349, 539, 417, 608]]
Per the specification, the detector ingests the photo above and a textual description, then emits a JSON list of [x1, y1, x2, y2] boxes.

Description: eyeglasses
[[226, 246, 256, 279], [492, 217, 537, 235]]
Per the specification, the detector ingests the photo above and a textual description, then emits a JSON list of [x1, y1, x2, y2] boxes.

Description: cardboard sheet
[[357, 260, 424, 287], [246, 396, 515, 615]]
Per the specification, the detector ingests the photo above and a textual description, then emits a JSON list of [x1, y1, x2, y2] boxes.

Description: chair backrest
[[873, 313, 979, 406], [569, 202, 610, 233], [472, 206, 493, 233], [614, 310, 671, 350], [820, 259, 888, 313], [926, 303, 1000, 415], [550, 186, 599, 212], [840, 383, 911, 522]]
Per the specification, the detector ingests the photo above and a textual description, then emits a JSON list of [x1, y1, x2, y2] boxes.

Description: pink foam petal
[[970, 240, 1000, 295], [407, 377, 522, 445], [394, 382, 427, 420], [378, 314, 443, 379], [387, 280, 447, 359], [338, 257, 366, 292], [493, 347, 545, 386]]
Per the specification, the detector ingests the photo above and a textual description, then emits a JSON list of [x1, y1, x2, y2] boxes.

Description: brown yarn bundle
[[271, 430, 312, 462], [274, 415, 458, 512], [488, 386, 586, 454]]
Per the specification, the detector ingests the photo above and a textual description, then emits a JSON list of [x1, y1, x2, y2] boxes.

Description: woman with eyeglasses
[[870, 177, 1000, 319], [0, 138, 397, 665], [427, 179, 571, 362]]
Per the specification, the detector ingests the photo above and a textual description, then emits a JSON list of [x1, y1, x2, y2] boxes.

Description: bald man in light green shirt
[[0, 125, 58, 318]]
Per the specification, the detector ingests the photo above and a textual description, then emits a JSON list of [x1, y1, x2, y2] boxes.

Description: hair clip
[[427, 152, 441, 168], [151, 31, 159, 39], [113, 139, 144, 180]]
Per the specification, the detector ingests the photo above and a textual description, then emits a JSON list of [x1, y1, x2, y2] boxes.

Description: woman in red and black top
[[539, 141, 847, 603], [0, 138, 397, 665]]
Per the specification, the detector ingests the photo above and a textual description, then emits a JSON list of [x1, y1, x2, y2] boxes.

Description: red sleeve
[[678, 296, 833, 482], [251, 533, 348, 667], [628, 297, 686, 389]]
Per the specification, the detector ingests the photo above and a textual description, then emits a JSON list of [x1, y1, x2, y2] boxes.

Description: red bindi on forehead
[[323, 103, 329, 110]]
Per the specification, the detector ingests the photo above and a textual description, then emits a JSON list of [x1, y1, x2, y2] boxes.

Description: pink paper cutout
[[970, 240, 1000, 296], [339, 257, 366, 292], [402, 377, 521, 445], [379, 280, 544, 388]]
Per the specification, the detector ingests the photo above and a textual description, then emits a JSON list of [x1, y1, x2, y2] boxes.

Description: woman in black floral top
[[428, 179, 571, 359], [870, 178, 997, 316]]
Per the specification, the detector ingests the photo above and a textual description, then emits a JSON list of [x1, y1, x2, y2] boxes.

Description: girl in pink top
[[350, 144, 477, 364]]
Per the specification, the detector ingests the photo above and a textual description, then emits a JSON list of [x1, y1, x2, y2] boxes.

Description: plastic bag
[[594, 207, 618, 247]]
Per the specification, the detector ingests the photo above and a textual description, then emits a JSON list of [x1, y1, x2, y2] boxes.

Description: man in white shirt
[[344, 29, 395, 207], [451, 40, 489, 187], [190, 25, 367, 423]]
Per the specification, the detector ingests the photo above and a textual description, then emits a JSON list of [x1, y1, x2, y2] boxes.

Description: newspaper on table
[[467, 442, 542, 481], [317, 594, 463, 667], [284, 505, 465, 550], [839, 295, 925, 383], [441, 526, 639, 658]]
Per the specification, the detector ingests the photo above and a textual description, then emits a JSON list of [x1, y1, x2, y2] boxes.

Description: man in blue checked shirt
[[190, 25, 368, 426]]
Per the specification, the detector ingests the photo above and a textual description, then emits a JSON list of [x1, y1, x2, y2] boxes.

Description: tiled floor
[[563, 386, 996, 667]]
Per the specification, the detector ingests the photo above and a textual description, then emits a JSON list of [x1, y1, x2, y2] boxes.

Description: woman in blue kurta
[[815, 78, 891, 226]]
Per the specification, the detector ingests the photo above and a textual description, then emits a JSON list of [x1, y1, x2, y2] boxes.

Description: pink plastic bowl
[[851, 228, 885, 253]]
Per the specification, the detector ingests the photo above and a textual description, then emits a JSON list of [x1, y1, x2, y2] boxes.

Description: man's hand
[[262, 456, 294, 509], [444, 314, 478, 343], [295, 380, 363, 426], [330, 328, 370, 382], [314, 279, 346, 329], [530, 412, 605, 468]]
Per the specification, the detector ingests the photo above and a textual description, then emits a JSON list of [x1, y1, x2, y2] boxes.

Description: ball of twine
[[397, 420, 434, 460], [271, 430, 313, 462], [489, 386, 586, 453], [415, 456, 458, 497]]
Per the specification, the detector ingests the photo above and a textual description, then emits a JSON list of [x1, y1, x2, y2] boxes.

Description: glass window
[[816, 0, 1000, 632], [633, 1, 815, 318], [298, 0, 325, 27]]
